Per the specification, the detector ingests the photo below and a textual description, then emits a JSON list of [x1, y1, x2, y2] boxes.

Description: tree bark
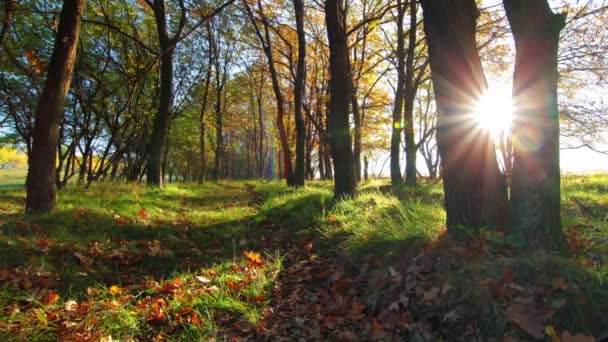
[[199, 25, 212, 183], [146, 0, 186, 187], [0, 0, 14, 58], [420, 0, 507, 230], [325, 0, 356, 199], [293, 0, 307, 187], [26, 0, 83, 212], [352, 94, 362, 182], [403, 0, 417, 186], [390, 0, 406, 186], [503, 0, 567, 252]]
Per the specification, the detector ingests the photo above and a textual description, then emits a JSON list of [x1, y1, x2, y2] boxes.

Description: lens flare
[[473, 86, 514, 139]]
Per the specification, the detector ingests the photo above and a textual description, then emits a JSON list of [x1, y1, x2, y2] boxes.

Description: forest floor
[[0, 176, 607, 341]]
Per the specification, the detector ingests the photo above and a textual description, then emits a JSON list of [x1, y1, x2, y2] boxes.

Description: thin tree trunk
[[391, 0, 406, 186], [352, 94, 362, 182], [26, 0, 83, 212], [243, 0, 294, 185], [403, 0, 418, 186], [293, 0, 306, 187], [503, 0, 567, 252], [199, 27, 212, 183], [325, 0, 356, 198], [420, 0, 507, 230]]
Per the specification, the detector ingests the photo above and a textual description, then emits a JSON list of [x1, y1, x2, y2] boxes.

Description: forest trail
[[0, 181, 605, 341]]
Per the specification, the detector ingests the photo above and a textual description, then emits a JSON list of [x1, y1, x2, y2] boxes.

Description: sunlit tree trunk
[[390, 0, 406, 186], [503, 0, 567, 252], [420, 0, 507, 230], [325, 0, 356, 198], [26, 0, 83, 212]]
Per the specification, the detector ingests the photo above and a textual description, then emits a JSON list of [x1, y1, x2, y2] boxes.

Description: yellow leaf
[[109, 285, 122, 295], [545, 325, 560, 342]]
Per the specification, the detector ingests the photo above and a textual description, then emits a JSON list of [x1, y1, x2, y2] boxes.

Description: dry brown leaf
[[504, 303, 545, 339], [74, 252, 94, 267]]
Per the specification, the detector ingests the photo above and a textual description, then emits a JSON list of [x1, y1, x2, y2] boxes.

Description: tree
[[145, 0, 187, 187], [243, 0, 295, 186], [420, 0, 507, 230], [293, 0, 307, 187], [503, 0, 568, 252], [390, 0, 406, 186], [402, 0, 418, 186], [325, 0, 356, 198], [25, 0, 84, 212]]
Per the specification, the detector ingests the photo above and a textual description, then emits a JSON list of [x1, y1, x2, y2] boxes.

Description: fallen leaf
[[110, 285, 122, 295], [350, 301, 366, 320], [42, 291, 60, 305], [74, 252, 94, 267], [64, 300, 78, 312], [423, 287, 440, 302], [504, 303, 545, 339], [244, 251, 264, 266], [196, 276, 211, 284], [552, 277, 568, 290], [138, 208, 149, 219]]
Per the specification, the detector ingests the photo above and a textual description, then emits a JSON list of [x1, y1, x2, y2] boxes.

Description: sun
[[473, 85, 514, 138]]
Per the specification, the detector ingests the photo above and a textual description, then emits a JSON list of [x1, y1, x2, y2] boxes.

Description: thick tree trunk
[[147, 0, 176, 187], [390, 0, 406, 186], [293, 0, 306, 187], [403, 0, 417, 186], [25, 0, 83, 212], [503, 0, 567, 252], [325, 0, 356, 198], [420, 0, 507, 230]]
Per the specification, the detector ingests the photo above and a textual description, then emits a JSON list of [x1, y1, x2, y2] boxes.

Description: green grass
[[0, 175, 606, 339], [0, 168, 26, 189]]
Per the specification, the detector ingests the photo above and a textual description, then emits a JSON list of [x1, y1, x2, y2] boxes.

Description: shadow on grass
[[2, 182, 604, 339]]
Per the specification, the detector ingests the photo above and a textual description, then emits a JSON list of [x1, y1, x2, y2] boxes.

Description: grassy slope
[[0, 176, 606, 340], [0, 169, 26, 189]]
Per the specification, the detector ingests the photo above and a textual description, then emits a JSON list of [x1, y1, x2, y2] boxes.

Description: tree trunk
[[293, 0, 307, 187], [420, 0, 507, 230], [147, 0, 176, 187], [503, 0, 567, 252], [390, 0, 406, 186], [243, 0, 294, 185], [25, 0, 83, 213], [0, 0, 14, 58], [199, 28, 212, 183], [325, 0, 356, 198], [352, 94, 362, 183], [403, 0, 417, 186]]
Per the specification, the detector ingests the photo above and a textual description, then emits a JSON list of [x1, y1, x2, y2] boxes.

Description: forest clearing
[[0, 176, 607, 340], [2, 0, 608, 340]]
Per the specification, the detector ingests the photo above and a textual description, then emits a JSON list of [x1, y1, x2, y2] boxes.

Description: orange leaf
[[138, 208, 149, 219], [42, 291, 60, 305], [244, 251, 264, 266]]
